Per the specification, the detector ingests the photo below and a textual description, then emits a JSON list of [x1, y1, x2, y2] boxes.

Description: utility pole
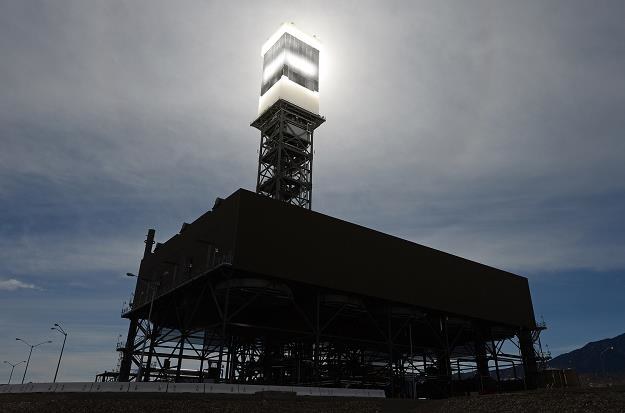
[[51, 323, 68, 383], [16, 338, 52, 384], [3, 360, 26, 384]]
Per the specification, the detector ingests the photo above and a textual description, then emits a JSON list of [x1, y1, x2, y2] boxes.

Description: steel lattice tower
[[251, 23, 324, 210], [251, 100, 324, 209]]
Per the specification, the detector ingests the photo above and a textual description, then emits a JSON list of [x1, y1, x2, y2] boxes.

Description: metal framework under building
[[252, 99, 325, 210], [116, 190, 548, 398]]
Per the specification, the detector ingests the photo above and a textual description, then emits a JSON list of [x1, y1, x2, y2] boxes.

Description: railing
[[121, 292, 134, 316], [130, 250, 233, 310], [539, 351, 552, 360], [116, 338, 125, 351], [207, 249, 233, 269]]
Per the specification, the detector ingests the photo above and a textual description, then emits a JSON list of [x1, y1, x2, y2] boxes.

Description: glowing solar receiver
[[252, 23, 325, 210], [258, 23, 321, 115]]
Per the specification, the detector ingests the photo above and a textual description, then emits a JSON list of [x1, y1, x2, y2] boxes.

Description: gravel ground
[[2, 387, 625, 413]]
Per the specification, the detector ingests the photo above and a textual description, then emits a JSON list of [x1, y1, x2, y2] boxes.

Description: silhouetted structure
[[116, 23, 547, 398], [252, 100, 323, 210], [117, 189, 545, 397], [252, 23, 324, 210]]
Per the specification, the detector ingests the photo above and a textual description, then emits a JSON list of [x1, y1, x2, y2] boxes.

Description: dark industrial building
[[115, 24, 547, 398], [117, 189, 546, 397]]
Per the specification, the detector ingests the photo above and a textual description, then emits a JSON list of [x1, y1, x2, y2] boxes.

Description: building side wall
[[232, 189, 536, 328]]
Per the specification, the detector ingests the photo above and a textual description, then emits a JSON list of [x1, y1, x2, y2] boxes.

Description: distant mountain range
[[549, 332, 625, 374]]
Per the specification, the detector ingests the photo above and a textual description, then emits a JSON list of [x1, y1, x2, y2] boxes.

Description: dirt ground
[[2, 387, 625, 413]]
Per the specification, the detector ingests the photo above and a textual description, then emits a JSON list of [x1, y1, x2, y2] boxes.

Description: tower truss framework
[[251, 99, 325, 209]]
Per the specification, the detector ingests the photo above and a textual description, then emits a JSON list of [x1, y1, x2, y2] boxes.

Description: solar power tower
[[251, 23, 325, 210], [113, 23, 547, 398]]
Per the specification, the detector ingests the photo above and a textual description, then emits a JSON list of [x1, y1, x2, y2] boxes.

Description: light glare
[[262, 52, 318, 83], [261, 22, 322, 56]]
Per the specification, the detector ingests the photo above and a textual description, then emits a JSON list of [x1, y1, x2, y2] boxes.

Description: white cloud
[[0, 278, 40, 291]]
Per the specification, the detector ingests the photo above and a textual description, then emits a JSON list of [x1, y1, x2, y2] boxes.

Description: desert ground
[[2, 386, 625, 413]]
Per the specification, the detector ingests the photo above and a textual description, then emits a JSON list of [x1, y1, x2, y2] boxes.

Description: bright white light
[[262, 51, 317, 83], [286, 53, 317, 76], [262, 52, 285, 82], [257, 22, 322, 116], [261, 22, 322, 57], [259, 76, 319, 116]]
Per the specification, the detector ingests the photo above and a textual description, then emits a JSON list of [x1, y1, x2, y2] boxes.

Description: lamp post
[[126, 272, 159, 382], [15, 338, 52, 384], [600, 346, 614, 377], [3, 360, 26, 384], [51, 323, 68, 383]]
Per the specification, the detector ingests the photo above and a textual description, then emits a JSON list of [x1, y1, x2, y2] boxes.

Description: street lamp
[[126, 272, 159, 382], [15, 338, 52, 384], [51, 323, 68, 383], [3, 360, 26, 384], [600, 346, 614, 376]]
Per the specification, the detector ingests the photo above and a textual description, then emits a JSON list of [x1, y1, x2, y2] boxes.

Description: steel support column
[[143, 324, 159, 381], [519, 328, 539, 389], [119, 317, 138, 382], [473, 323, 490, 392]]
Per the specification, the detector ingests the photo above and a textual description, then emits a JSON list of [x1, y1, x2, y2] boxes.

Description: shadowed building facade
[[118, 189, 544, 397]]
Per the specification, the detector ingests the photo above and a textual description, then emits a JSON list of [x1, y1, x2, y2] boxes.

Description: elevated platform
[[118, 189, 541, 396], [130, 188, 535, 329]]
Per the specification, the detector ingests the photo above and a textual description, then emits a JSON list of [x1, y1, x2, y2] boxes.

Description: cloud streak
[[0, 278, 40, 291]]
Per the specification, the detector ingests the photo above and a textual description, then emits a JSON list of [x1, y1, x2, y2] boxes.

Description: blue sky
[[1, 0, 624, 382]]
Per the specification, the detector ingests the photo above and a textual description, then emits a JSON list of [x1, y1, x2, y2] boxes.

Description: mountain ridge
[[549, 332, 625, 374]]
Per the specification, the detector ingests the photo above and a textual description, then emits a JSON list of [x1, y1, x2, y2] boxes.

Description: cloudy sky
[[1, 0, 624, 382]]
